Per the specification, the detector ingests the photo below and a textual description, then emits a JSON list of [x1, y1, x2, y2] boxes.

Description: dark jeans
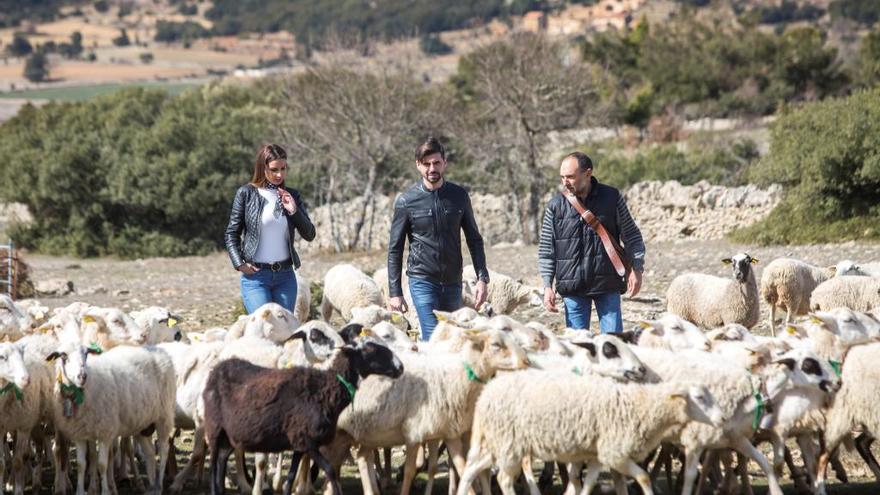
[[240, 267, 298, 314], [409, 277, 463, 341]]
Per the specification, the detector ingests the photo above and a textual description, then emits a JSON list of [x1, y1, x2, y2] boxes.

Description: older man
[[538, 151, 645, 333], [387, 137, 489, 340]]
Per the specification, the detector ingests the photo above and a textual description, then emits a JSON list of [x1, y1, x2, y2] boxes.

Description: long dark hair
[[249, 144, 287, 188]]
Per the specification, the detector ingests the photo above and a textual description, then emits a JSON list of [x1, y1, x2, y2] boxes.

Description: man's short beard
[[426, 174, 442, 183]]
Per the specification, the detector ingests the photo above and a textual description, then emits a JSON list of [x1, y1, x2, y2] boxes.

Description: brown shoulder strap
[[562, 190, 628, 277]]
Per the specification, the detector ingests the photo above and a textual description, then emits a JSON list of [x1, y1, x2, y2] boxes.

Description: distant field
[[0, 81, 203, 101]]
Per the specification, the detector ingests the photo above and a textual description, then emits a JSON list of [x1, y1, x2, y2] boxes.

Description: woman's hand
[[278, 188, 297, 215], [238, 262, 260, 274]]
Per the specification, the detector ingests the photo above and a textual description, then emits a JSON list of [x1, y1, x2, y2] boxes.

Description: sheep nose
[[638, 366, 646, 376], [18, 376, 30, 388], [174, 331, 183, 342]]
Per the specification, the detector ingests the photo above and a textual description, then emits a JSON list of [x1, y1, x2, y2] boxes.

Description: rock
[[35, 279, 74, 296], [78, 285, 107, 296], [113, 289, 130, 296]]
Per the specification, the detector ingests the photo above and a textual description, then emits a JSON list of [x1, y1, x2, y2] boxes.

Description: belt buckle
[[271, 262, 281, 272]]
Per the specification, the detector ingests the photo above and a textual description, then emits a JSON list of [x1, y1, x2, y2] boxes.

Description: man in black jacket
[[387, 137, 489, 340], [537, 152, 645, 333]]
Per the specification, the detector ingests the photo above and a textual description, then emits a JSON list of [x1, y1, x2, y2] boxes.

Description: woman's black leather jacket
[[224, 184, 316, 269]]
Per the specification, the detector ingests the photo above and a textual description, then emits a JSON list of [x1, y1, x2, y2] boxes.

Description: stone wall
[[296, 180, 783, 253]]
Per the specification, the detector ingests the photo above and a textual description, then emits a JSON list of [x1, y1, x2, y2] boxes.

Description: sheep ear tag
[[637, 321, 653, 330], [785, 325, 798, 336], [168, 317, 178, 327], [750, 258, 760, 264], [82, 315, 96, 324], [809, 315, 824, 325], [359, 328, 372, 338], [87, 343, 103, 354], [391, 313, 403, 324]]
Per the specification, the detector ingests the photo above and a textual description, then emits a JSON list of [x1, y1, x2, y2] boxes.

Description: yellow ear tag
[[167, 317, 178, 328], [751, 258, 760, 264], [638, 321, 652, 330], [359, 328, 372, 338], [391, 313, 403, 324], [786, 325, 798, 335], [56, 370, 63, 383], [436, 313, 448, 322], [190, 334, 203, 342], [809, 316, 824, 325], [82, 315, 96, 324]]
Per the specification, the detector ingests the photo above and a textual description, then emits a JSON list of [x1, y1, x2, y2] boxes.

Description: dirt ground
[[17, 238, 880, 494], [24, 238, 880, 335]]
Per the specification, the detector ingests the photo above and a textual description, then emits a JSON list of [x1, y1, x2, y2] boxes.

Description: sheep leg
[[272, 453, 285, 493], [425, 441, 440, 495], [680, 448, 702, 495], [735, 453, 753, 495], [563, 461, 581, 495], [74, 440, 88, 495], [319, 297, 333, 323], [576, 460, 601, 495], [611, 471, 628, 495], [281, 452, 304, 495], [496, 467, 520, 495], [53, 432, 70, 495], [0, 432, 7, 495], [235, 448, 253, 494], [133, 435, 157, 491], [292, 455, 311, 495], [454, 445, 492, 495], [210, 443, 233, 495], [400, 443, 420, 495], [731, 436, 782, 495], [537, 460, 555, 491], [97, 441, 114, 495], [171, 428, 207, 493], [445, 438, 476, 495], [354, 447, 379, 495], [855, 433, 880, 481], [795, 434, 818, 486], [307, 449, 340, 495], [695, 449, 715, 495], [828, 449, 849, 484], [252, 453, 267, 495], [11, 429, 30, 495], [88, 442, 100, 495], [782, 446, 810, 494], [718, 450, 737, 495], [156, 430, 172, 492], [768, 305, 776, 337], [519, 456, 540, 495], [616, 460, 653, 495]]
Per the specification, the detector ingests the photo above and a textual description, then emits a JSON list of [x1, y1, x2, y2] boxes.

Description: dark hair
[[249, 144, 288, 188], [415, 137, 446, 162], [564, 151, 593, 172]]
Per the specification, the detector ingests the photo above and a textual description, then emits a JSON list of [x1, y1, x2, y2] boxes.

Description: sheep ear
[[45, 352, 62, 362], [808, 314, 825, 326], [721, 258, 733, 265], [774, 357, 796, 370], [285, 329, 307, 343], [433, 310, 453, 322], [572, 341, 596, 356], [637, 321, 653, 330], [338, 323, 364, 345]]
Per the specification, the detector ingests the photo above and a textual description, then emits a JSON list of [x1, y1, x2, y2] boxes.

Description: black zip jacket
[[387, 181, 489, 298], [224, 184, 316, 270]]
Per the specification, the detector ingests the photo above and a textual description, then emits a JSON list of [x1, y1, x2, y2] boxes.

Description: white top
[[253, 187, 291, 264]]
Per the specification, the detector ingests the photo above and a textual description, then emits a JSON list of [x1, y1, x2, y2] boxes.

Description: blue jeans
[[562, 292, 623, 333], [409, 277, 463, 341], [240, 267, 298, 314]]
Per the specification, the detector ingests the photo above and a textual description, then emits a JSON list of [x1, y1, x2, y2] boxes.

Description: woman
[[225, 144, 316, 314]]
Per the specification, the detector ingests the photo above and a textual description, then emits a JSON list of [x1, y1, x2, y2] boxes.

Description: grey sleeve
[[537, 205, 556, 288], [616, 194, 645, 273]]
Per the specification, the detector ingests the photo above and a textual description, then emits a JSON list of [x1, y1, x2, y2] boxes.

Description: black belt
[[251, 259, 293, 272]]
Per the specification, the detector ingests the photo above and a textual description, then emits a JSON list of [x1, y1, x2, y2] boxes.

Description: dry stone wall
[[296, 180, 783, 253]]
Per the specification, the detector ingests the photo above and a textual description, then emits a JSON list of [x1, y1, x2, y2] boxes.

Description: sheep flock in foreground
[[0, 252, 879, 495]]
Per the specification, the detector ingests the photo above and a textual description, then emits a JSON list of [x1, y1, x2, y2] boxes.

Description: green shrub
[[731, 89, 880, 244], [0, 84, 273, 258]]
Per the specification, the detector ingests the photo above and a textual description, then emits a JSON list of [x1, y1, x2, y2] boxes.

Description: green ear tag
[[88, 343, 103, 354]]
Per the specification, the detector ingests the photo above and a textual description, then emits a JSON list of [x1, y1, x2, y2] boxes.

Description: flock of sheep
[[0, 252, 879, 495]]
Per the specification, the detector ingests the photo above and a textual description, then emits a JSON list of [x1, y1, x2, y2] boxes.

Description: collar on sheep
[[746, 372, 773, 430], [336, 374, 357, 403], [0, 383, 23, 401], [463, 363, 486, 384]]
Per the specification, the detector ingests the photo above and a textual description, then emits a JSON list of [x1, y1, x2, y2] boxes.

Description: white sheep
[[666, 252, 760, 329], [462, 264, 542, 314], [46, 340, 176, 495], [835, 259, 880, 277], [224, 302, 299, 344], [349, 304, 410, 332], [129, 306, 184, 344], [0, 294, 27, 340], [0, 335, 54, 495], [810, 276, 880, 312], [760, 258, 836, 335], [620, 313, 712, 351], [455, 372, 723, 495], [325, 328, 530, 495], [321, 264, 383, 322]]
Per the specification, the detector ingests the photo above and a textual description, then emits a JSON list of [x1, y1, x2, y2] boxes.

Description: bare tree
[[276, 65, 429, 251], [455, 32, 610, 243]]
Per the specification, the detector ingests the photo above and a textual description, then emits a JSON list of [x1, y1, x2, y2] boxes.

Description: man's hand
[[543, 287, 558, 313], [388, 296, 408, 314], [627, 270, 643, 297], [237, 262, 260, 275], [474, 280, 488, 310]]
